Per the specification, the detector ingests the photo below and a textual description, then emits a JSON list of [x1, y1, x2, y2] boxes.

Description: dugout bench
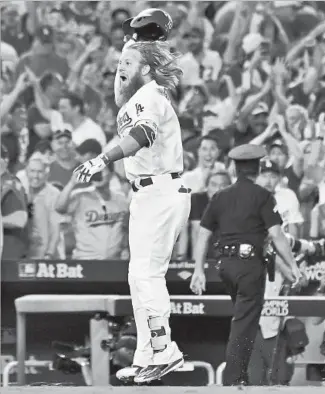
[[14, 295, 325, 386]]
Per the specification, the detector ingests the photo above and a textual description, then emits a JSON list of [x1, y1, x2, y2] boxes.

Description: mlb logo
[[18, 262, 36, 278]]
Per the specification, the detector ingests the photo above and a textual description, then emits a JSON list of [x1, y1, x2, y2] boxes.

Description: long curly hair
[[127, 41, 183, 91]]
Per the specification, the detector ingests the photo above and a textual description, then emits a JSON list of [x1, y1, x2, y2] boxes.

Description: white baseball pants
[[128, 175, 191, 366]]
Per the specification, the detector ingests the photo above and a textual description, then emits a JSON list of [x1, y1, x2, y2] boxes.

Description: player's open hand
[[190, 268, 206, 296], [73, 155, 106, 183]]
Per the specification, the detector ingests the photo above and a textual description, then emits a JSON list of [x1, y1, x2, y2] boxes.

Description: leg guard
[[148, 317, 169, 353]]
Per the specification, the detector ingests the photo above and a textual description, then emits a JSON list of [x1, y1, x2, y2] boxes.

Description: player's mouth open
[[120, 76, 127, 82]]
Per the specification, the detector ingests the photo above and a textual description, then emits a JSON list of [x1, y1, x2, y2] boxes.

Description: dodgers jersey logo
[[117, 111, 132, 136], [86, 210, 125, 227]]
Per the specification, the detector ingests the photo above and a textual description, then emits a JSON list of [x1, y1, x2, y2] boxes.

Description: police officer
[[190, 144, 301, 386]]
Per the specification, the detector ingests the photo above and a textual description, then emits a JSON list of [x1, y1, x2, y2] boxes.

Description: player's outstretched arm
[[73, 125, 155, 183]]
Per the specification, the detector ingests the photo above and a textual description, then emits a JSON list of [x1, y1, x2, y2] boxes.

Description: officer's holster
[[263, 242, 276, 282]]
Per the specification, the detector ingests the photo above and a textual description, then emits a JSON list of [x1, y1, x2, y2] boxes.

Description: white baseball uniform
[[116, 80, 191, 366]]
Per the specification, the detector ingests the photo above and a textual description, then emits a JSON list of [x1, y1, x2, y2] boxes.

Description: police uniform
[[200, 144, 283, 386]]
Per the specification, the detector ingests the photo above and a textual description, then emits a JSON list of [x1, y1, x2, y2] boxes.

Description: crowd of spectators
[[1, 0, 325, 262]]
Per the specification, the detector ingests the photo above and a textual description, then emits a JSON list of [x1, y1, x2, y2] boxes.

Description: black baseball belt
[[131, 172, 180, 192], [216, 243, 260, 259]]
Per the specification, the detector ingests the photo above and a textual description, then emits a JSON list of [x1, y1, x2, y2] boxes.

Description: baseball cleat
[[116, 365, 143, 382], [134, 357, 184, 383]]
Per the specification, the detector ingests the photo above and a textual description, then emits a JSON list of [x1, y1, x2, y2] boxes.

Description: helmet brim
[[122, 18, 134, 36]]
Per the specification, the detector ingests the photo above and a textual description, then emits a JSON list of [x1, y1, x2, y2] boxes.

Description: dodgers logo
[[117, 112, 132, 134], [135, 103, 144, 116]]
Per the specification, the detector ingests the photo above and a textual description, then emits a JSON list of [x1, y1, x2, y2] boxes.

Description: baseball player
[[73, 29, 190, 385]]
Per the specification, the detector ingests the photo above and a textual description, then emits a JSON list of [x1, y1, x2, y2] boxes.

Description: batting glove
[[73, 154, 108, 183]]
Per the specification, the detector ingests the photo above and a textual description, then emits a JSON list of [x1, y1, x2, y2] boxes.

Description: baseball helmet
[[122, 8, 173, 41]]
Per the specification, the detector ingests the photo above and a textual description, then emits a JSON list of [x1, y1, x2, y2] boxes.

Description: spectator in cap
[[48, 129, 78, 189], [250, 114, 304, 196], [235, 100, 270, 146], [257, 159, 304, 237], [16, 142, 53, 195], [1, 144, 29, 260], [25, 153, 62, 259], [15, 24, 69, 83]]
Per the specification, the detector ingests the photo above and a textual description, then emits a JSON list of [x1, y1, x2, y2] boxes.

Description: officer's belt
[[131, 172, 180, 192], [217, 243, 261, 259]]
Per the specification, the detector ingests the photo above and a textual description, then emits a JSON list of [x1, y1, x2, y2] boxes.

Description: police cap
[[229, 144, 266, 161]]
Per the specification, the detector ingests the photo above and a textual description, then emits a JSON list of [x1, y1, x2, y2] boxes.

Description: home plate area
[[2, 386, 325, 394]]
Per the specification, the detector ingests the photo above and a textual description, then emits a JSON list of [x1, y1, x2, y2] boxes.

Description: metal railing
[[2, 360, 53, 387], [178, 361, 215, 385]]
